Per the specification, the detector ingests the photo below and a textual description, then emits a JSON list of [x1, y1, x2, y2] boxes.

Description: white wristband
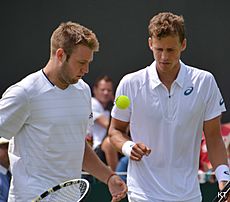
[[215, 165, 230, 182], [122, 141, 135, 157]]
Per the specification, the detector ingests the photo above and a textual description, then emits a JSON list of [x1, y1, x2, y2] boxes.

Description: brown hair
[[148, 12, 185, 43], [51, 21, 99, 60]]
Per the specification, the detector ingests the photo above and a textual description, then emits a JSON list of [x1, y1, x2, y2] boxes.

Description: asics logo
[[219, 98, 224, 106], [184, 87, 193, 96], [224, 171, 230, 175]]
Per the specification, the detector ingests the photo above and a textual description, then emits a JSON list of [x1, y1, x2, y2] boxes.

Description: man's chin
[[71, 79, 80, 84]]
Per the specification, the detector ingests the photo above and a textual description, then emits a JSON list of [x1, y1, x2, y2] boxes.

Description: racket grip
[[212, 181, 230, 202]]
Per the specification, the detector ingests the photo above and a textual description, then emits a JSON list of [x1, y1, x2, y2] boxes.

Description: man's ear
[[181, 38, 187, 52], [148, 37, 153, 50], [56, 48, 66, 62]]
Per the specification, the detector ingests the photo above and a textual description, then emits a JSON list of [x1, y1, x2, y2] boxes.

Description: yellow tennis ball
[[115, 95, 130, 110]]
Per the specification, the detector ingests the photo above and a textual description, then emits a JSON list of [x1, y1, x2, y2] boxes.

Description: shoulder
[[5, 70, 50, 97], [185, 64, 214, 79], [184, 64, 216, 86], [182, 64, 221, 98], [73, 79, 91, 97], [74, 79, 90, 90], [91, 97, 103, 110], [18, 70, 44, 89], [92, 97, 101, 107], [119, 67, 148, 89]]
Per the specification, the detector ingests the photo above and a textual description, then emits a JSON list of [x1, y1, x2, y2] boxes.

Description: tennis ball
[[115, 95, 130, 110]]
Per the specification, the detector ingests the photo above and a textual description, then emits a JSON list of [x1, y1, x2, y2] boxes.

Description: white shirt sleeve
[[203, 73, 226, 121], [0, 84, 30, 139], [111, 75, 132, 122]]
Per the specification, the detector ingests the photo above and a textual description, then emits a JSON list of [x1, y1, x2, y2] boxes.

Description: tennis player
[[108, 12, 229, 202], [0, 21, 127, 202]]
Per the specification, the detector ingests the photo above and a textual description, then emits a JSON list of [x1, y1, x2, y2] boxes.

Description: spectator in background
[[90, 75, 114, 150], [115, 156, 128, 183], [0, 137, 11, 202], [88, 75, 119, 171], [198, 133, 215, 184], [199, 133, 212, 172], [221, 122, 230, 165]]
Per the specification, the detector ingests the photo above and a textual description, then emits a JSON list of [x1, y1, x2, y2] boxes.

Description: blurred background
[[1, 0, 229, 123]]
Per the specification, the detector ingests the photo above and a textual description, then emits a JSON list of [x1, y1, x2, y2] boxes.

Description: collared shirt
[[111, 60, 226, 201]]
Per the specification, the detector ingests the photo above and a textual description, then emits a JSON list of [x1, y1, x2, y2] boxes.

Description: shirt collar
[[175, 60, 186, 88], [147, 60, 186, 89]]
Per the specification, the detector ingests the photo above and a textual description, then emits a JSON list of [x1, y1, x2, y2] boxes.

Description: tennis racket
[[212, 181, 230, 202], [32, 178, 89, 202]]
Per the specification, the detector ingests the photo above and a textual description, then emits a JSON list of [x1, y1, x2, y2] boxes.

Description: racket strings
[[79, 181, 87, 196], [39, 181, 87, 202]]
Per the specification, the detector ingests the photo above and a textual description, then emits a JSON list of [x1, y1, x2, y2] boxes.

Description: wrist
[[215, 164, 230, 182], [106, 173, 117, 185], [122, 141, 135, 157]]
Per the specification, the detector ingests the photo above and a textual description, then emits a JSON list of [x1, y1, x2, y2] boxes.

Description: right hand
[[130, 143, 151, 161], [108, 174, 128, 202]]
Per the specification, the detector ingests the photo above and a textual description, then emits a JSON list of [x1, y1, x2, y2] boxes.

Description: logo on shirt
[[89, 112, 93, 119], [219, 98, 224, 106], [184, 87, 194, 96]]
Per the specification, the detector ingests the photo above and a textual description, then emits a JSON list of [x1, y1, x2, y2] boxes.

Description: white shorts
[[127, 191, 202, 202]]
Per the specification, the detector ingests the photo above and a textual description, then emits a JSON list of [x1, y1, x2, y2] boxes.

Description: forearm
[[109, 128, 130, 153], [82, 141, 114, 184], [204, 116, 228, 170], [207, 135, 228, 170], [96, 115, 110, 128], [83, 142, 128, 201]]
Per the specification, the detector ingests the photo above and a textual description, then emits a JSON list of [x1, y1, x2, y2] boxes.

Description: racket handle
[[212, 181, 230, 202]]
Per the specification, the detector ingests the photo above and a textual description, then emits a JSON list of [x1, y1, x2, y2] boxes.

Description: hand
[[130, 142, 151, 161], [108, 174, 128, 202]]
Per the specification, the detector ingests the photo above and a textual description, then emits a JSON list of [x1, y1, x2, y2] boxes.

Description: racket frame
[[32, 178, 89, 202]]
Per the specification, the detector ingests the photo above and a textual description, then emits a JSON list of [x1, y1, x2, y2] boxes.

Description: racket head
[[32, 178, 90, 202]]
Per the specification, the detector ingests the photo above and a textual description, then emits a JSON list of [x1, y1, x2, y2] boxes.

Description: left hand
[[130, 142, 151, 161], [108, 174, 128, 202]]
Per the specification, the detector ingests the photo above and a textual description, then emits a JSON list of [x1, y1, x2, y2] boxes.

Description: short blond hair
[[50, 21, 99, 60]]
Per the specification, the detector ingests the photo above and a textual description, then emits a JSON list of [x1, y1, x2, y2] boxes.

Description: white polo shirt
[[111, 61, 226, 201], [89, 97, 110, 149], [0, 70, 93, 202]]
